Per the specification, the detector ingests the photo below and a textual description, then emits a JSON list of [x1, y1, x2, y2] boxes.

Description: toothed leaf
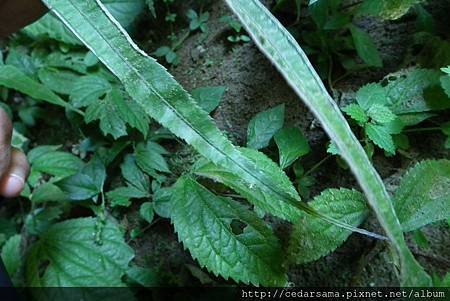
[[25, 217, 134, 287], [171, 176, 287, 286], [288, 189, 368, 264], [394, 160, 450, 232]]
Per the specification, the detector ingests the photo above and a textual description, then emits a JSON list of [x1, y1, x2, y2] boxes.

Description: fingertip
[[0, 149, 29, 198], [0, 174, 25, 198]]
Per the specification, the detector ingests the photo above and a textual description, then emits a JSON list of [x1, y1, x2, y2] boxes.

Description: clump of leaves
[[358, 0, 426, 20], [283, 0, 383, 81], [341, 69, 450, 156], [220, 15, 251, 43], [153, 1, 210, 65]]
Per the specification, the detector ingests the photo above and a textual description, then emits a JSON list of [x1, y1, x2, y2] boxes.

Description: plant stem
[[403, 127, 441, 133], [173, 30, 191, 51], [95, 191, 106, 245], [304, 155, 332, 177]]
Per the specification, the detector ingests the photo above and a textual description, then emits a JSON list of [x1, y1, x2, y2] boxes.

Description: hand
[[0, 108, 29, 198], [0, 0, 48, 37], [0, 0, 46, 197]]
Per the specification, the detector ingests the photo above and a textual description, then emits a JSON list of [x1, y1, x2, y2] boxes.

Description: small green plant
[[220, 15, 251, 43], [152, 1, 210, 65], [340, 69, 450, 157], [277, 0, 383, 83]]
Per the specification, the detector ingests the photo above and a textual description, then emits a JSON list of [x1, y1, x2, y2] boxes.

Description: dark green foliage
[[0, 0, 448, 289]]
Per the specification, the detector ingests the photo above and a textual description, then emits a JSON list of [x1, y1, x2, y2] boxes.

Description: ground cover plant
[[0, 0, 449, 295]]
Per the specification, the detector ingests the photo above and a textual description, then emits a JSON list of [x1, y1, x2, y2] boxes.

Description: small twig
[[126, 217, 161, 244], [304, 155, 333, 177]]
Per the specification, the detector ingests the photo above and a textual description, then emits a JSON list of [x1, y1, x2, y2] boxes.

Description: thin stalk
[[304, 155, 332, 177], [403, 127, 441, 133]]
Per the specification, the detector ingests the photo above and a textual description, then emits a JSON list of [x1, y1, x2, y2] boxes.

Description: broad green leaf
[[140, 202, 154, 224], [327, 141, 340, 155], [358, 0, 425, 20], [433, 273, 450, 287], [25, 207, 63, 236], [70, 75, 112, 108], [84, 89, 128, 139], [191, 86, 226, 113], [398, 112, 436, 127], [349, 25, 382, 68], [365, 123, 396, 154], [101, 0, 145, 28], [4, 48, 38, 77], [1, 235, 21, 276], [57, 159, 106, 201], [247, 104, 285, 149], [23, 14, 82, 45], [343, 103, 368, 124], [24, 0, 144, 45], [225, 0, 431, 286], [95, 141, 131, 166], [107, 186, 148, 207], [45, 51, 90, 74], [0, 65, 79, 112], [126, 266, 159, 287], [121, 155, 150, 193], [12, 129, 29, 150], [274, 127, 310, 169], [367, 104, 396, 124], [171, 176, 287, 286], [442, 122, 450, 136], [153, 188, 173, 219], [394, 160, 450, 232], [84, 87, 149, 138], [356, 83, 388, 111], [440, 76, 450, 98], [136, 141, 170, 174], [309, 0, 328, 29], [31, 183, 69, 203], [412, 230, 429, 249], [25, 217, 134, 287], [37, 68, 79, 95], [57, 173, 100, 201], [288, 189, 368, 264], [27, 145, 62, 163], [43, 0, 383, 256], [29, 149, 83, 178], [384, 69, 450, 114], [112, 91, 150, 137], [423, 85, 450, 111], [194, 147, 302, 222], [0, 219, 17, 240]]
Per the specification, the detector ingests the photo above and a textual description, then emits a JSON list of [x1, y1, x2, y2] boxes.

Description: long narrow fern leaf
[[224, 0, 431, 286], [41, 0, 384, 240]]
